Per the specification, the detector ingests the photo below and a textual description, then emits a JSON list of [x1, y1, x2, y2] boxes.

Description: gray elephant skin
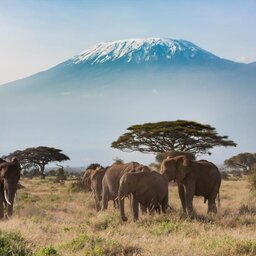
[[118, 171, 169, 221], [0, 158, 21, 219], [160, 156, 221, 215], [90, 167, 108, 212], [101, 162, 150, 210]]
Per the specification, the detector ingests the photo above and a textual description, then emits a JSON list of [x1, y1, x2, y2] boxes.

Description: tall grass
[[0, 177, 255, 256]]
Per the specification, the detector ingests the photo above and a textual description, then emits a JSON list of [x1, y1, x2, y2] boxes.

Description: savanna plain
[[0, 175, 256, 256]]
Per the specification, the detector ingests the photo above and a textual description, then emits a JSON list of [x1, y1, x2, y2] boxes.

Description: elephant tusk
[[4, 189, 12, 206]]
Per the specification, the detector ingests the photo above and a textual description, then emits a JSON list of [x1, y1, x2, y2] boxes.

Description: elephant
[[101, 162, 150, 210], [82, 168, 95, 191], [0, 157, 21, 219], [90, 167, 108, 211], [160, 156, 221, 215], [118, 171, 169, 221]]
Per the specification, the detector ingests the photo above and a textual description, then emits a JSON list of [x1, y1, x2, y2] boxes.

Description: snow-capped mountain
[[69, 38, 220, 65], [0, 37, 253, 94]]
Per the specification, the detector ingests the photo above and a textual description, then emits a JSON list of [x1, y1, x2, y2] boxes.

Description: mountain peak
[[70, 37, 219, 65]]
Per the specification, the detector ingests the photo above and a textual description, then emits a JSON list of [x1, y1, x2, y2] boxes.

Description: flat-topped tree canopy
[[6, 146, 70, 177], [224, 152, 256, 173], [111, 120, 237, 156]]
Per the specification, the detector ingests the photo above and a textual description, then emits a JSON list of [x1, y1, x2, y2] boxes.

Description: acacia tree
[[111, 120, 236, 156], [7, 146, 70, 177], [224, 152, 256, 173]]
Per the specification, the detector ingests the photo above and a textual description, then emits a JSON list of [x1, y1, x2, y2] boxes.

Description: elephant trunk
[[4, 187, 16, 217], [118, 183, 128, 222]]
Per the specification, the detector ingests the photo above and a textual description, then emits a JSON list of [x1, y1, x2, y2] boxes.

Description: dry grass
[[0, 177, 255, 256]]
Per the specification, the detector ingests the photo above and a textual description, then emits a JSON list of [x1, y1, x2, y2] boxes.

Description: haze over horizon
[[1, 1, 255, 167]]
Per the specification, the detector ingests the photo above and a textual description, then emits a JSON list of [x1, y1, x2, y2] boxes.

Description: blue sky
[[0, 0, 255, 84]]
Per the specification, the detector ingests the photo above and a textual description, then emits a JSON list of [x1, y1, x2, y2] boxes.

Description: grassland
[[0, 176, 255, 256]]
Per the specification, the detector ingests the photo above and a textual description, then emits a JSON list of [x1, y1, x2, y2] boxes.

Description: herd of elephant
[[0, 156, 221, 221], [82, 156, 221, 221]]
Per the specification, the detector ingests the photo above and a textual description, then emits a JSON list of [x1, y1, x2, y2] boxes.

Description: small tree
[[224, 152, 256, 174], [7, 146, 70, 178], [113, 158, 124, 164], [56, 168, 66, 181]]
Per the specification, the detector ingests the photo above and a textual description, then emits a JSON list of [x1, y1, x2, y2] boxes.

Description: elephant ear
[[176, 156, 191, 182]]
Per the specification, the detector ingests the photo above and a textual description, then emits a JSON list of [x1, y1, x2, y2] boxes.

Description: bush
[[35, 246, 59, 256], [60, 234, 141, 255], [230, 170, 242, 177], [55, 168, 67, 181], [221, 171, 230, 180], [0, 231, 32, 256], [67, 178, 86, 193]]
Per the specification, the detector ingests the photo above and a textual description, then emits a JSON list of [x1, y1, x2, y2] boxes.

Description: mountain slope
[[0, 37, 248, 94]]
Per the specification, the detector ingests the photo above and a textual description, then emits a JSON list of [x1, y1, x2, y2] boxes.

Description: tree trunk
[[39, 165, 45, 179]]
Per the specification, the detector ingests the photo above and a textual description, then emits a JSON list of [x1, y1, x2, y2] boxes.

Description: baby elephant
[[118, 171, 169, 222]]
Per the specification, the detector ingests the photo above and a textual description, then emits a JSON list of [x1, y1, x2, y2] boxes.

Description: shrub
[[67, 178, 86, 193], [221, 171, 230, 180], [55, 168, 67, 181], [61, 234, 141, 255], [34, 246, 59, 256], [0, 231, 32, 256]]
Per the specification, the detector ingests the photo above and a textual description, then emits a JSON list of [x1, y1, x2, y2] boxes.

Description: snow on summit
[[71, 38, 219, 65]]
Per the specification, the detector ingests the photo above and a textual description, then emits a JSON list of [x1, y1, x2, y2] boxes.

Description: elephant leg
[[101, 186, 109, 210], [140, 204, 147, 214], [132, 198, 139, 222], [178, 183, 186, 213], [161, 194, 168, 214], [184, 184, 195, 216], [155, 204, 161, 214], [207, 194, 217, 214], [94, 194, 100, 212], [113, 199, 118, 208]]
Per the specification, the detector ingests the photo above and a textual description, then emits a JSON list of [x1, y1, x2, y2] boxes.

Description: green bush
[[0, 231, 32, 256], [55, 168, 66, 181], [60, 234, 140, 256], [34, 246, 60, 256]]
